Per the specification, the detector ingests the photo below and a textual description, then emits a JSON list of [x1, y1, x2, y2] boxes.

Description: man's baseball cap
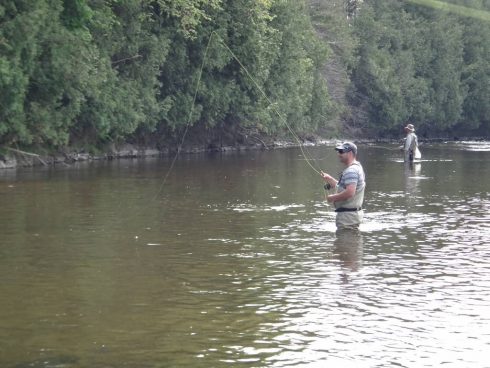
[[334, 141, 357, 155]]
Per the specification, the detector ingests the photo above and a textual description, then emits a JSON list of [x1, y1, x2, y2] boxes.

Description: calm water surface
[[1, 142, 489, 367]]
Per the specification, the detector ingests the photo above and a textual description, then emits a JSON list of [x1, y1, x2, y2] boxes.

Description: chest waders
[[404, 133, 417, 162], [334, 163, 365, 230]]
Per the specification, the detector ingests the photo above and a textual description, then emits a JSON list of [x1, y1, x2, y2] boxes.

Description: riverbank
[[1, 134, 488, 170], [0, 134, 328, 170]]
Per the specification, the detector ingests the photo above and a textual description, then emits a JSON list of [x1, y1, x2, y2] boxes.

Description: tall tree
[[349, 0, 470, 136], [0, 0, 96, 146]]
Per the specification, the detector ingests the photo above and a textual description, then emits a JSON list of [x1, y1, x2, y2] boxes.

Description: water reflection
[[403, 161, 422, 208], [333, 229, 363, 275]]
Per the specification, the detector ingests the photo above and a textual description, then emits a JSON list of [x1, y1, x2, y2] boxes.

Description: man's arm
[[327, 183, 356, 203]]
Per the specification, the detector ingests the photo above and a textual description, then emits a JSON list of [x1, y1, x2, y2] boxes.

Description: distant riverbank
[[0, 135, 323, 170], [1, 134, 488, 170]]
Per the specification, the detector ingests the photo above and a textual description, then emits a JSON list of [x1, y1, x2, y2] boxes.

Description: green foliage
[[349, 0, 490, 136], [155, 0, 222, 39], [73, 0, 171, 142], [61, 0, 93, 30], [265, 0, 330, 134], [0, 0, 333, 148], [158, 0, 333, 137], [0, 0, 95, 146], [1, 0, 488, 150], [459, 7, 490, 131]]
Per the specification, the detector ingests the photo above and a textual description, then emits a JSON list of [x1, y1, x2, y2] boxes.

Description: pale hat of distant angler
[[404, 123, 415, 132]]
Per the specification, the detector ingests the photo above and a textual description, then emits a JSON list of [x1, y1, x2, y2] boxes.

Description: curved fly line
[[154, 31, 324, 200]]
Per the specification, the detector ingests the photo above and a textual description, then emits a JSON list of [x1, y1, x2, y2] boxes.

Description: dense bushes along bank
[[1, 0, 489, 154]]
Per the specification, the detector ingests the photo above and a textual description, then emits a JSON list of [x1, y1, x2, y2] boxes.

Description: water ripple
[[226, 190, 490, 367]]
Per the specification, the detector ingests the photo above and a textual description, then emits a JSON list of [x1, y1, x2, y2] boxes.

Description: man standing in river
[[321, 142, 366, 231], [402, 123, 419, 162]]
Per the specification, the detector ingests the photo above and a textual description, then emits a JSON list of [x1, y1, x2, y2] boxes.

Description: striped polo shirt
[[338, 161, 365, 193]]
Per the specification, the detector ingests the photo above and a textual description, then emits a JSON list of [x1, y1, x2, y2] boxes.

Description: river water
[[1, 142, 489, 367]]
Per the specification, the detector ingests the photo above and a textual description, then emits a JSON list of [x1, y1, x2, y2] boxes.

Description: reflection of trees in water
[[333, 229, 363, 275]]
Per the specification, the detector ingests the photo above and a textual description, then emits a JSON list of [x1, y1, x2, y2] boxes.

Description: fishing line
[[209, 32, 323, 175], [365, 144, 401, 151], [210, 33, 332, 205], [153, 31, 324, 200], [405, 0, 490, 22], [152, 33, 215, 201]]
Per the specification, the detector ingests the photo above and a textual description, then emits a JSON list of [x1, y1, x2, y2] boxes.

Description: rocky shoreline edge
[[1, 136, 488, 170], [0, 137, 326, 170]]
